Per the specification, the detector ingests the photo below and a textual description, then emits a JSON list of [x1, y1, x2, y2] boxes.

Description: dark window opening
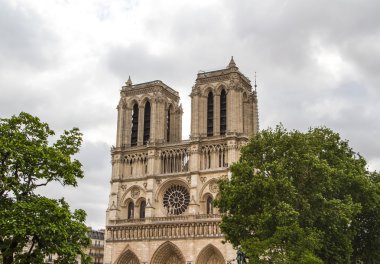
[[207, 196, 213, 214], [207, 150, 211, 169], [220, 89, 226, 135], [143, 101, 151, 145], [207, 92, 214, 136], [131, 103, 139, 146], [127, 201, 134, 219], [140, 200, 146, 219]]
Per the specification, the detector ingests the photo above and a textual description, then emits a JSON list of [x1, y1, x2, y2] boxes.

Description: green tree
[[216, 125, 380, 264], [0, 112, 91, 264]]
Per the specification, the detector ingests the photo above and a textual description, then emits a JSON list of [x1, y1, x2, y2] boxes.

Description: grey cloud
[[0, 1, 57, 70], [105, 43, 198, 89]]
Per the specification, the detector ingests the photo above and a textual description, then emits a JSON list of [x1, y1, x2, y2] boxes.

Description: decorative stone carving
[[209, 183, 219, 193], [229, 74, 240, 89], [154, 94, 165, 103], [190, 86, 201, 97], [107, 218, 223, 241], [200, 177, 207, 183], [131, 187, 140, 199]]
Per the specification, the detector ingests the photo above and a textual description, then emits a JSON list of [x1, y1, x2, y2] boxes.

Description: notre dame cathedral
[[104, 58, 259, 264]]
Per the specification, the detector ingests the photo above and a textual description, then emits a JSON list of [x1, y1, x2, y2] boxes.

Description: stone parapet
[[107, 215, 223, 242]]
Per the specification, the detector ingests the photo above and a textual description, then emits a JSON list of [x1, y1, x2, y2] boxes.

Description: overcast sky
[[1, 0, 380, 229]]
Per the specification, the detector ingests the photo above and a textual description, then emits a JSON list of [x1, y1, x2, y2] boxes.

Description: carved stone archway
[[151, 241, 186, 264], [117, 249, 140, 264], [196, 244, 225, 264]]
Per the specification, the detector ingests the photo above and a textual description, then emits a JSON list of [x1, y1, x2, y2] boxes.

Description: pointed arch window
[[143, 101, 151, 145], [131, 103, 139, 146], [140, 200, 146, 219], [220, 89, 226, 135], [207, 91, 214, 137], [207, 196, 213, 214], [127, 201, 134, 219]]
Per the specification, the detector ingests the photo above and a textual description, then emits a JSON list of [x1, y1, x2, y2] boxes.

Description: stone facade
[[104, 58, 259, 264]]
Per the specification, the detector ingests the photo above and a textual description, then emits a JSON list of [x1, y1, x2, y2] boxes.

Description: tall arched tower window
[[207, 196, 213, 214], [131, 103, 139, 146], [127, 201, 134, 219], [166, 106, 171, 142], [207, 92, 214, 137], [143, 101, 151, 145], [220, 89, 227, 135], [140, 200, 146, 219]]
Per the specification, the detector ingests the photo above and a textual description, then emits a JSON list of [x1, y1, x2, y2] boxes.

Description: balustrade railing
[[109, 214, 222, 225], [107, 218, 223, 241]]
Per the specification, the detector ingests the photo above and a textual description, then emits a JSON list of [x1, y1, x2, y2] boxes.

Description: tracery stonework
[[209, 183, 219, 193], [105, 58, 259, 264], [130, 188, 140, 199]]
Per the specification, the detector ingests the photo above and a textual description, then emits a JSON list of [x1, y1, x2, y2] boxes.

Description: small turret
[[227, 56, 238, 70], [126, 76, 132, 86]]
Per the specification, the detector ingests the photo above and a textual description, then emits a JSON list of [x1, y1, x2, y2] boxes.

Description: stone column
[[137, 105, 145, 146], [226, 89, 232, 134], [201, 95, 207, 137], [153, 99, 165, 143], [123, 107, 132, 147], [214, 94, 220, 136], [169, 108, 175, 143], [190, 90, 200, 138], [227, 139, 239, 165], [238, 91, 244, 133], [150, 101, 157, 143], [177, 107, 183, 141], [145, 178, 155, 217], [189, 143, 200, 172], [147, 149, 156, 176]]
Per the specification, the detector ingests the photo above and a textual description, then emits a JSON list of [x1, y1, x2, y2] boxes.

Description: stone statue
[[236, 247, 247, 264]]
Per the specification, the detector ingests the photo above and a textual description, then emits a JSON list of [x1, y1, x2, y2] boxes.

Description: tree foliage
[[0, 112, 91, 264], [216, 125, 380, 263]]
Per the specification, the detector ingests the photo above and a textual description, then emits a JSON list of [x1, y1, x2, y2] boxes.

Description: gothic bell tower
[[115, 77, 182, 148], [190, 57, 259, 140]]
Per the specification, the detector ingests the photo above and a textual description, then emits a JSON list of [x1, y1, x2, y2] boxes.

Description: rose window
[[163, 185, 190, 215]]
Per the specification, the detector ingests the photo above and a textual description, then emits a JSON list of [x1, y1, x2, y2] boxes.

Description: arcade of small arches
[[124, 198, 146, 220], [116, 92, 182, 149], [191, 82, 257, 139], [125, 97, 182, 145], [116, 242, 225, 264], [206, 88, 227, 137]]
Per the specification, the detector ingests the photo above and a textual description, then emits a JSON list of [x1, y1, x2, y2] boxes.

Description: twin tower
[[105, 58, 259, 264]]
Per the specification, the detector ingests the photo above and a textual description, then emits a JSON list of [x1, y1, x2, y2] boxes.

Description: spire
[[126, 76, 132, 86], [227, 56, 238, 70]]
